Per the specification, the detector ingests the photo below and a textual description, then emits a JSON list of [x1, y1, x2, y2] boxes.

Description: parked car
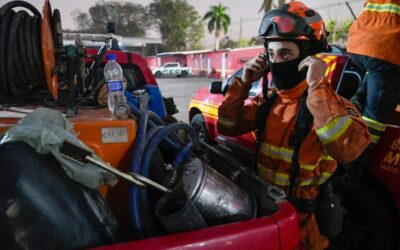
[[152, 62, 192, 78], [189, 53, 400, 249], [190, 67, 265, 151]]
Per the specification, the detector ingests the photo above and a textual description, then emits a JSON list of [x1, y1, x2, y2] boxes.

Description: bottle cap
[[107, 53, 117, 61]]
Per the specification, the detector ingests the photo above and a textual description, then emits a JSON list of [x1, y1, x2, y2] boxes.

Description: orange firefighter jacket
[[347, 0, 400, 65], [218, 77, 371, 192]]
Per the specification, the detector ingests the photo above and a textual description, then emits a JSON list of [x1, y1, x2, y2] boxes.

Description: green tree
[[326, 19, 353, 44], [71, 2, 149, 36], [342, 19, 353, 33], [326, 20, 337, 42], [249, 36, 264, 46], [237, 38, 250, 48], [149, 0, 204, 51], [203, 4, 231, 50], [187, 16, 205, 50], [71, 9, 91, 32], [260, 0, 293, 13], [220, 36, 238, 49]]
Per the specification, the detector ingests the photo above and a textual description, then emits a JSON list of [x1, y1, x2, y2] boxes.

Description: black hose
[[0, 1, 45, 99], [0, 1, 41, 17], [17, 11, 31, 90], [23, 12, 40, 89], [31, 15, 45, 86], [0, 10, 15, 95], [7, 10, 24, 94]]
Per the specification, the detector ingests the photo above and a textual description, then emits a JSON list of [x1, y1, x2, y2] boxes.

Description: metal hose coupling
[[113, 103, 131, 119]]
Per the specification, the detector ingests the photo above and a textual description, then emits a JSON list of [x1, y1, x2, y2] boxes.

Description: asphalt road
[[156, 77, 216, 123]]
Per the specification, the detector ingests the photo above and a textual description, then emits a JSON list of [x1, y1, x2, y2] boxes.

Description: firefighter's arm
[[307, 78, 371, 164], [218, 54, 267, 136], [217, 77, 264, 136]]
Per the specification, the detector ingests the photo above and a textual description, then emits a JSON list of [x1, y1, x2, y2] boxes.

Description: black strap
[[288, 90, 314, 198], [255, 90, 277, 148], [255, 82, 314, 200], [126, 52, 132, 65], [287, 197, 316, 213]]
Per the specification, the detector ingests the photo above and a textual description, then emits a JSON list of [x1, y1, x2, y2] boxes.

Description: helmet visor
[[258, 10, 313, 39]]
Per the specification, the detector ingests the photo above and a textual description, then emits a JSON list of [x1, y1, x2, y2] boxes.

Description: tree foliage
[[260, 0, 293, 13], [149, 0, 204, 51], [187, 17, 205, 50], [203, 4, 231, 50], [326, 19, 353, 44], [71, 1, 149, 36]]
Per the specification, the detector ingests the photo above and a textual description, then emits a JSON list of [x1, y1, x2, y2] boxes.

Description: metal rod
[[86, 156, 171, 193], [129, 172, 171, 193]]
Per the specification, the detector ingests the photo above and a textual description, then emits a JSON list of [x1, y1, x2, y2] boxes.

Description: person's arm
[[217, 78, 264, 136], [218, 53, 268, 136], [301, 56, 371, 164]]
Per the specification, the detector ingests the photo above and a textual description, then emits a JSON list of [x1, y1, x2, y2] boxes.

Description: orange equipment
[[41, 0, 58, 100], [347, 0, 400, 65]]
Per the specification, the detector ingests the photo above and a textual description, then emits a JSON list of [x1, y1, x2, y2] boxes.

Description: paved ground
[[156, 77, 217, 123]]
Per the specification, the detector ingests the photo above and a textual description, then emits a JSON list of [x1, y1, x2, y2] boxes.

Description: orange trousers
[[289, 186, 329, 250]]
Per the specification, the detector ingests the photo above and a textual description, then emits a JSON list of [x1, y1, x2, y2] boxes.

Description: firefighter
[[347, 0, 400, 144], [217, 2, 371, 249]]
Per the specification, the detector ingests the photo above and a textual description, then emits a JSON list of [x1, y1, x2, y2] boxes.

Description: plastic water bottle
[[104, 54, 130, 119]]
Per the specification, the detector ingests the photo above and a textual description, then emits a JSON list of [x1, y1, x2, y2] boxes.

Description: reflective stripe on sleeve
[[316, 116, 353, 144], [364, 2, 400, 15], [218, 117, 237, 128], [370, 134, 380, 144], [362, 116, 386, 132]]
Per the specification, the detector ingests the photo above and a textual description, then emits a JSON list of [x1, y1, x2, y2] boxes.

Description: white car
[[152, 62, 192, 78]]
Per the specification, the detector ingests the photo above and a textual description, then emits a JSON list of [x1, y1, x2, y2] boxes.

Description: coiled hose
[[128, 102, 202, 237], [0, 1, 45, 98]]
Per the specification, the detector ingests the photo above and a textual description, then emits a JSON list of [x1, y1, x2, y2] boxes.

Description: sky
[[2, 0, 364, 48]]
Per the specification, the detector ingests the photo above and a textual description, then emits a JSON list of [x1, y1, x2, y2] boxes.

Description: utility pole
[[345, 1, 357, 20], [239, 17, 243, 41]]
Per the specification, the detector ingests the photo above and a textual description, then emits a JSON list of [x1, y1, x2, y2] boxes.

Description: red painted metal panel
[[89, 201, 299, 250], [85, 48, 157, 85], [145, 56, 158, 69], [273, 202, 301, 250], [146, 47, 265, 78], [366, 125, 400, 211]]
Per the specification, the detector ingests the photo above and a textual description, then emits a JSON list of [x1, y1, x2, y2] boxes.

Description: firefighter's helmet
[[258, 1, 330, 52]]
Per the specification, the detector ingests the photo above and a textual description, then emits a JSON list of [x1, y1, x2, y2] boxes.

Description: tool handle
[[86, 156, 171, 193]]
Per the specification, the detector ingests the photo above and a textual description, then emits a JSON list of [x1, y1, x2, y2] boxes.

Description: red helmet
[[259, 1, 329, 51]]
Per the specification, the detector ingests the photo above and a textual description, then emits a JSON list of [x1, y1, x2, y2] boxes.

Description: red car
[[189, 53, 400, 249]]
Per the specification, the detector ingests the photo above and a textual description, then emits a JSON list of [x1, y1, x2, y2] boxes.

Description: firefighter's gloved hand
[[298, 56, 327, 86], [241, 53, 268, 86]]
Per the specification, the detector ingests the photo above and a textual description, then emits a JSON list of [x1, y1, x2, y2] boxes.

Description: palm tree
[[260, 0, 292, 13], [203, 4, 231, 50]]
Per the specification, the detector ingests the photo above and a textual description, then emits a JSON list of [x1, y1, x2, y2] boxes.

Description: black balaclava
[[266, 40, 315, 90]]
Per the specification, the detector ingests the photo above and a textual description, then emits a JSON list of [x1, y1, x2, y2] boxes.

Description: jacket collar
[[275, 79, 308, 100]]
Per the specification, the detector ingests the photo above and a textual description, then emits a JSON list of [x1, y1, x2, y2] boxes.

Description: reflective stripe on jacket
[[347, 0, 400, 65], [217, 77, 371, 189], [362, 115, 387, 143]]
